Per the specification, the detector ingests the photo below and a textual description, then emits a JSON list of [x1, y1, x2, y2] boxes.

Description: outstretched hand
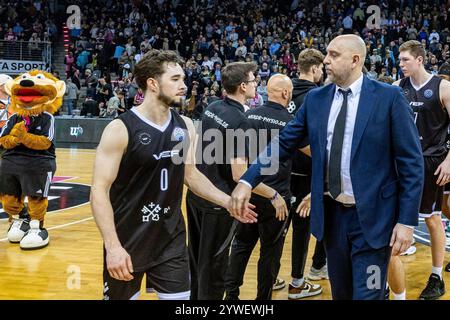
[[231, 202, 258, 223], [296, 193, 311, 218], [229, 182, 257, 222], [271, 193, 288, 221]]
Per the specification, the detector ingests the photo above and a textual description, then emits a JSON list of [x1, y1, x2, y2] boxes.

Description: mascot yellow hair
[[0, 70, 65, 150]]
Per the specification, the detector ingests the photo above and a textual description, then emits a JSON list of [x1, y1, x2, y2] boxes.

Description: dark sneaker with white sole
[[419, 274, 445, 300]]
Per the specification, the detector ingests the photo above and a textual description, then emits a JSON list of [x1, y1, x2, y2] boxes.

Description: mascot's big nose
[[20, 79, 35, 87]]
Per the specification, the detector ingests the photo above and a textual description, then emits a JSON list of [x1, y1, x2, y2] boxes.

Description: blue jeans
[[66, 99, 74, 115]]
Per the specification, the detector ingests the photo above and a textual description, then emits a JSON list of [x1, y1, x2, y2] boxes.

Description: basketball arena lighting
[[63, 23, 69, 53]]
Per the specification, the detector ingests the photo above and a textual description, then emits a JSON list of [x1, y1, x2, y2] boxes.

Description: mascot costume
[[0, 70, 65, 249]]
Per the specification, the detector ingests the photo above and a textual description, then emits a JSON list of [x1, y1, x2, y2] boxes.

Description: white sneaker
[[20, 220, 49, 250], [288, 281, 322, 299], [400, 245, 417, 256], [308, 265, 329, 281], [7, 217, 30, 243]]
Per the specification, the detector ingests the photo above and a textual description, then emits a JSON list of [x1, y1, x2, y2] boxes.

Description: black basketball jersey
[[191, 97, 248, 210], [109, 108, 189, 272], [399, 75, 448, 156], [245, 101, 294, 198]]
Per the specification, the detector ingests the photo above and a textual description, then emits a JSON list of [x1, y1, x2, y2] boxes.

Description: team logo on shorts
[[424, 89, 433, 99], [172, 127, 186, 142], [138, 132, 152, 145], [0, 177, 90, 219]]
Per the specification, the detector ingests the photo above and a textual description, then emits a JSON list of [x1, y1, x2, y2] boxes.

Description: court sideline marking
[[0, 217, 94, 242]]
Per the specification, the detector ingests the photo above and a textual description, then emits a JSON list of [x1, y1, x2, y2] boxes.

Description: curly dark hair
[[134, 49, 184, 91]]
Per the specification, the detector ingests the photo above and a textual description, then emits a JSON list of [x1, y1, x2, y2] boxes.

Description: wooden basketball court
[[0, 148, 448, 300]]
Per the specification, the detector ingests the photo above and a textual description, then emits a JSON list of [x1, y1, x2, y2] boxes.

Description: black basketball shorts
[[102, 251, 190, 300], [420, 155, 446, 218]]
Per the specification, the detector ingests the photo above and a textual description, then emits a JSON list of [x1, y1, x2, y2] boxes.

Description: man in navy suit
[[230, 35, 424, 300]]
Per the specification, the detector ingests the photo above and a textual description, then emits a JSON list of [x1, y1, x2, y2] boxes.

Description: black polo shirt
[[246, 101, 293, 198], [190, 96, 249, 210]]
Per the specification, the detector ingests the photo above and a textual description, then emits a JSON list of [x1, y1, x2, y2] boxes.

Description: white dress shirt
[[325, 73, 364, 204]]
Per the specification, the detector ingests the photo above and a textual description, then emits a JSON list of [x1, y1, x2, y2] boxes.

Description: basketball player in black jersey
[[90, 50, 257, 300], [394, 40, 450, 300]]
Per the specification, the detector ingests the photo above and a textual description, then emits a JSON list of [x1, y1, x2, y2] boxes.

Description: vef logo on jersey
[[424, 89, 433, 99], [403, 89, 409, 96], [70, 125, 83, 137], [172, 127, 186, 142], [138, 132, 152, 145], [153, 150, 180, 160], [0, 177, 90, 220]]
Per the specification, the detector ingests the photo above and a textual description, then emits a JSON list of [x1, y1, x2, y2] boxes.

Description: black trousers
[[290, 174, 326, 279], [224, 196, 289, 300], [186, 190, 235, 300]]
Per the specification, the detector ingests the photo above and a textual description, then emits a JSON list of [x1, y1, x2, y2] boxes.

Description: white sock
[[291, 277, 305, 288], [432, 266, 443, 279], [392, 290, 406, 300]]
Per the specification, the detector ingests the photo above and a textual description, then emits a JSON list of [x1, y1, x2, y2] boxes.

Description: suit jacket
[[241, 76, 424, 249]]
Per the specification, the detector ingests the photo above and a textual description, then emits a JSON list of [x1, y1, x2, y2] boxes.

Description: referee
[[224, 74, 294, 300]]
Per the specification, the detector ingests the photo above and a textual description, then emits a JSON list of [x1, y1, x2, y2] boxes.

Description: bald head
[[323, 35, 366, 87], [267, 74, 293, 107], [331, 35, 367, 62], [268, 74, 293, 94]]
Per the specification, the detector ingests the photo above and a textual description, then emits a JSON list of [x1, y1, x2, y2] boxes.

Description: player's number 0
[[160, 168, 168, 191]]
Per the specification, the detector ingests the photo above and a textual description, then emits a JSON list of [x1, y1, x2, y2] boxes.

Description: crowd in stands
[[59, 0, 450, 117], [0, 1, 58, 46]]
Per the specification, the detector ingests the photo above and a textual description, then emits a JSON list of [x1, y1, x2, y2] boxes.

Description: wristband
[[270, 191, 278, 201]]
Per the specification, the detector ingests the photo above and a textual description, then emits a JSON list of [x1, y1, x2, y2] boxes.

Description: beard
[[158, 89, 183, 108]]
